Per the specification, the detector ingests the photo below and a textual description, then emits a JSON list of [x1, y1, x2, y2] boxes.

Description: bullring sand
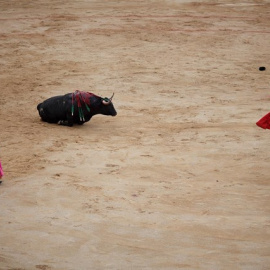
[[0, 0, 270, 269]]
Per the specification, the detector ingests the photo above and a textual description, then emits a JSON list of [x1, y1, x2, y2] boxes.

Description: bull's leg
[[58, 120, 70, 126], [58, 113, 74, 127]]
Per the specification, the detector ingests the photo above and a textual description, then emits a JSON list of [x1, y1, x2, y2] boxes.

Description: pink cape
[[256, 112, 270, 129], [0, 161, 4, 177]]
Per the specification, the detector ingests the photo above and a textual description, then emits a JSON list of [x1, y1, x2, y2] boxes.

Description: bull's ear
[[102, 98, 111, 105]]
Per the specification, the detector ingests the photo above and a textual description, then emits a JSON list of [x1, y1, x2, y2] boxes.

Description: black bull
[[37, 92, 117, 126]]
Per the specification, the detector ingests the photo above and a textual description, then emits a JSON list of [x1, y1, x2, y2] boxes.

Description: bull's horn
[[110, 93, 114, 100]]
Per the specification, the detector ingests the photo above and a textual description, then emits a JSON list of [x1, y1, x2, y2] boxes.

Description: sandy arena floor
[[0, 0, 270, 269]]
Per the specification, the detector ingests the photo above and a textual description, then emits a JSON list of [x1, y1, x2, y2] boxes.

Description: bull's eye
[[102, 97, 111, 105]]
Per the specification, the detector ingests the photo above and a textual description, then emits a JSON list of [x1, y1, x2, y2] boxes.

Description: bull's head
[[101, 93, 117, 116]]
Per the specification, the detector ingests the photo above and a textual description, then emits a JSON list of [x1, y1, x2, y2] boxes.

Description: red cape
[[256, 112, 270, 129]]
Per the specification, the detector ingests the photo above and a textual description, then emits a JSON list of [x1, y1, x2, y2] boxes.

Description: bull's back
[[38, 94, 71, 122]]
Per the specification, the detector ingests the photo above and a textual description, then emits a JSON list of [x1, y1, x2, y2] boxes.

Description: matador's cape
[[0, 161, 4, 178], [256, 112, 270, 129]]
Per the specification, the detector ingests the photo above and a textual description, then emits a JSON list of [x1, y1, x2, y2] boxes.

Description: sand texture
[[0, 0, 270, 269]]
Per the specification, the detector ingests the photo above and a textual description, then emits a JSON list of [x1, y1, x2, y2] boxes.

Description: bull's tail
[[37, 103, 48, 121]]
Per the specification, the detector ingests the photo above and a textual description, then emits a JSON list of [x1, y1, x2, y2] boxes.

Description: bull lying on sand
[[37, 90, 117, 126]]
